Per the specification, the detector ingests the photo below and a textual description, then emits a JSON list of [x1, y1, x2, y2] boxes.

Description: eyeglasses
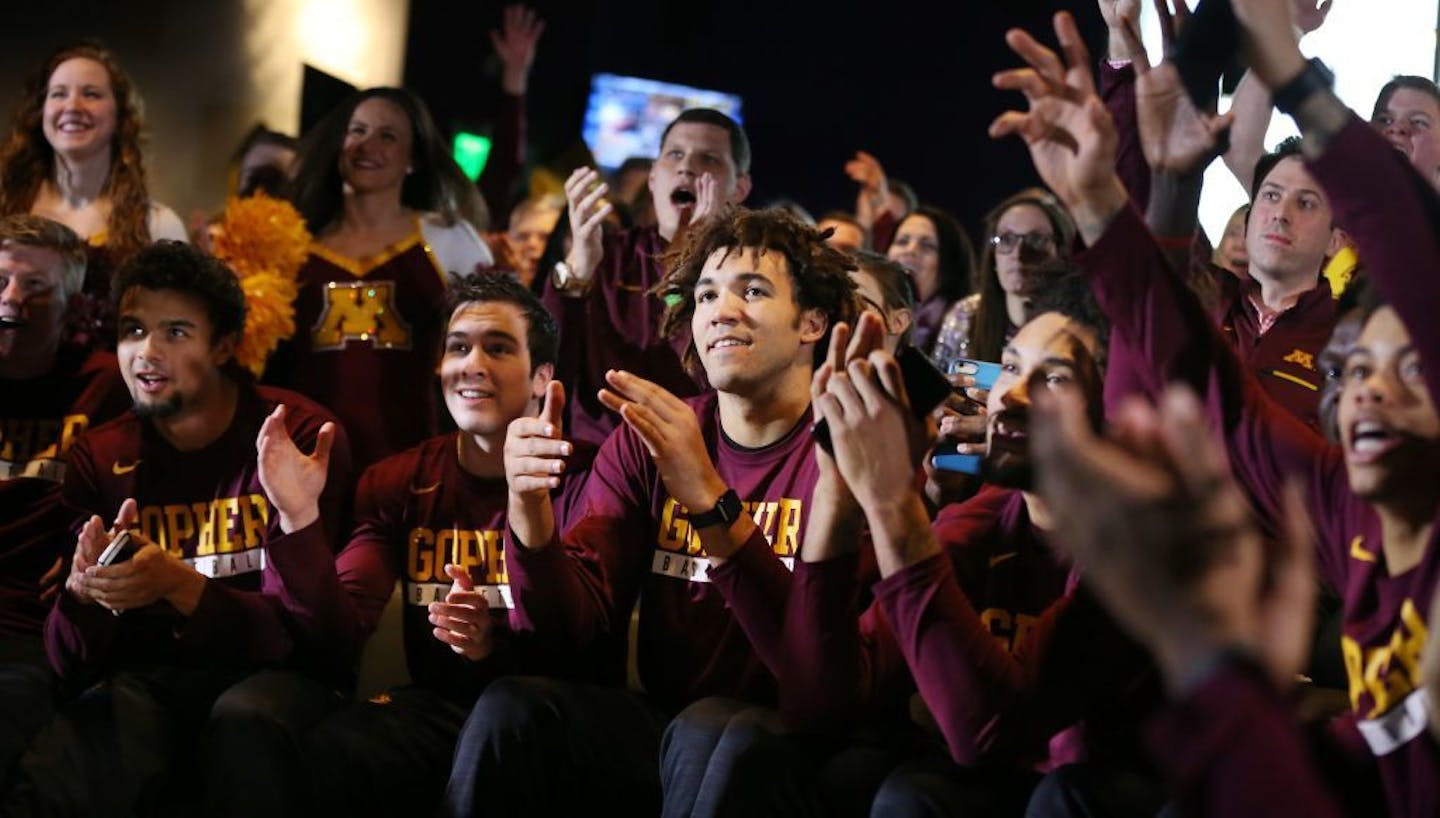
[[989, 231, 1056, 254]]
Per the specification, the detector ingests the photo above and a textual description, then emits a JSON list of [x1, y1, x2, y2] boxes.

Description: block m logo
[[312, 281, 412, 350]]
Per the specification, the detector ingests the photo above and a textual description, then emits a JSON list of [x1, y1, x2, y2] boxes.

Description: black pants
[[871, 754, 1039, 818], [660, 697, 820, 818], [3, 666, 338, 817], [307, 685, 470, 818], [0, 638, 57, 796], [442, 676, 668, 818], [661, 697, 925, 818], [1025, 763, 1177, 818]]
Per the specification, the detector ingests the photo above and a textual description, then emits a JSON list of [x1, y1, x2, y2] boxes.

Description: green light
[[452, 132, 493, 181]]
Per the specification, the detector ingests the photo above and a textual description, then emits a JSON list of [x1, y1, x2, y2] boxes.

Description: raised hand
[[504, 380, 569, 549], [990, 12, 1130, 242], [845, 151, 892, 225], [430, 563, 495, 661], [801, 314, 886, 562], [256, 405, 335, 533], [561, 167, 612, 290], [505, 380, 571, 497], [1118, 9, 1236, 174], [1097, 0, 1142, 60], [1290, 0, 1334, 35], [813, 312, 923, 519], [599, 370, 726, 514], [490, 5, 545, 95], [1230, 0, 1310, 88], [1031, 385, 1316, 693]]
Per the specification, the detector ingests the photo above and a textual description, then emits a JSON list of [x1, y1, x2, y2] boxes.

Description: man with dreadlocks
[[440, 207, 859, 818]]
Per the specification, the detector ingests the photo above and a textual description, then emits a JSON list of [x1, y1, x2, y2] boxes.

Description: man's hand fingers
[[1004, 27, 1066, 83], [508, 456, 567, 480], [114, 498, 139, 530], [826, 321, 852, 377], [1120, 16, 1151, 72], [540, 380, 565, 428], [871, 350, 911, 410], [311, 421, 335, 466], [993, 68, 1052, 100], [1054, 12, 1097, 94], [444, 562, 476, 592]]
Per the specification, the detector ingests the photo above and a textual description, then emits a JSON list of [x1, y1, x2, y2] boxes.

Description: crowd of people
[[1, 0, 1438, 816]]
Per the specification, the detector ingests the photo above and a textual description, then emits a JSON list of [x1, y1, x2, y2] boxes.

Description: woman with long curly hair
[[272, 87, 493, 468], [0, 43, 186, 344]]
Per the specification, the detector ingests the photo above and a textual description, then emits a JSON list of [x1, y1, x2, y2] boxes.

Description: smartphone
[[931, 443, 983, 475], [948, 358, 1002, 391], [1171, 0, 1240, 111], [813, 344, 952, 455], [96, 531, 135, 567]]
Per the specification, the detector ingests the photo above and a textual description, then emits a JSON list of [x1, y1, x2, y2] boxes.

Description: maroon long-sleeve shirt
[[1080, 115, 1440, 817], [0, 347, 129, 636], [46, 383, 352, 685], [538, 226, 699, 449], [265, 432, 600, 701], [503, 392, 808, 711], [773, 486, 1155, 768], [1101, 60, 1335, 430]]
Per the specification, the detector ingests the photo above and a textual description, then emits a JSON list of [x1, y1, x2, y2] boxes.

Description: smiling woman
[[0, 43, 187, 347], [271, 87, 494, 468]]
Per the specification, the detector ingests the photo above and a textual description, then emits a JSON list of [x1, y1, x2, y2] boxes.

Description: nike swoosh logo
[[111, 460, 141, 475], [410, 481, 441, 495], [988, 551, 1018, 568]]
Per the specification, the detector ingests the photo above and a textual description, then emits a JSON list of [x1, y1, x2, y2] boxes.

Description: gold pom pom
[[211, 193, 313, 377]]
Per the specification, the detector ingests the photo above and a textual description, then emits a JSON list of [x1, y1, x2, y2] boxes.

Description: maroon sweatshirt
[[266, 432, 599, 700], [0, 347, 129, 636], [45, 383, 352, 683], [504, 392, 809, 711], [778, 486, 1155, 768], [1079, 116, 1440, 817], [537, 226, 699, 449]]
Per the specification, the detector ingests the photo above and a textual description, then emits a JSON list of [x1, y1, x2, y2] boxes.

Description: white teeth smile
[[712, 339, 747, 349], [458, 388, 491, 399], [1353, 437, 1390, 454]]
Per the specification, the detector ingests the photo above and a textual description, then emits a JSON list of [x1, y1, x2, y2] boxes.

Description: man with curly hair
[[440, 207, 858, 818]]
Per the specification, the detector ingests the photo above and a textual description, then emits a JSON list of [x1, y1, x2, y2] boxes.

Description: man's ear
[[731, 173, 753, 205], [888, 307, 913, 339], [1325, 226, 1349, 259], [798, 308, 827, 345], [530, 362, 555, 402], [211, 333, 238, 367]]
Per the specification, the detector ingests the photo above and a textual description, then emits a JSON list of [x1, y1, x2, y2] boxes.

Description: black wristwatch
[[689, 488, 743, 530], [1273, 58, 1334, 116]]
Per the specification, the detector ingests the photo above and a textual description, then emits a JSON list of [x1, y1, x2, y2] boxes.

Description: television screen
[[581, 73, 743, 171]]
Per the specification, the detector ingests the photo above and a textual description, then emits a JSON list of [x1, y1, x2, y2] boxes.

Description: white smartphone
[[96, 531, 135, 567]]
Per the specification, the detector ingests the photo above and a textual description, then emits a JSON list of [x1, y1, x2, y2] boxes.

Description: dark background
[[406, 1, 1107, 236], [0, 1, 1107, 238]]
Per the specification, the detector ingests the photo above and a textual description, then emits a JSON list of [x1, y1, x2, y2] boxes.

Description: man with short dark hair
[[441, 207, 858, 818], [5, 241, 352, 815], [261, 272, 599, 817], [0, 215, 129, 787], [544, 108, 754, 447]]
